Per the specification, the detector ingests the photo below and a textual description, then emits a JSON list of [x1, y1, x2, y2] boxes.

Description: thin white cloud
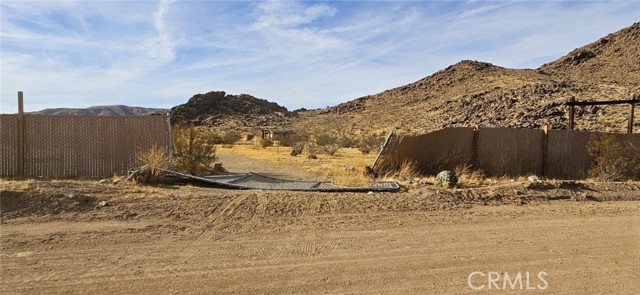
[[146, 0, 175, 63], [1, 0, 639, 113]]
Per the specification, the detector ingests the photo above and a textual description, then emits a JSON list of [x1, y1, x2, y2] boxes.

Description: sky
[[1, 0, 639, 113]]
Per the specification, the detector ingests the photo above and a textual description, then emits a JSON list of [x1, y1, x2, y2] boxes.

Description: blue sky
[[1, 0, 639, 112]]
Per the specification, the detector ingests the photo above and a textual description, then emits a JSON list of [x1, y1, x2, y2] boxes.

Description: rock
[[342, 165, 355, 171], [527, 175, 541, 183], [97, 201, 108, 208], [435, 170, 458, 187], [98, 179, 112, 184]]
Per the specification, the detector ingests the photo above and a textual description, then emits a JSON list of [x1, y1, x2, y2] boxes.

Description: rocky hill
[[540, 22, 640, 90], [297, 22, 640, 135], [31, 105, 168, 116], [170, 91, 294, 132]]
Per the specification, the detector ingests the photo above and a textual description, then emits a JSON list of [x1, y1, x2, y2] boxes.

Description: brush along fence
[[0, 114, 169, 178], [375, 127, 640, 179]]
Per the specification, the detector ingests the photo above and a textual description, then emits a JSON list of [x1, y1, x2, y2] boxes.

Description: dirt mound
[[170, 91, 294, 131], [3, 180, 638, 224], [296, 22, 639, 135], [0, 191, 98, 219]]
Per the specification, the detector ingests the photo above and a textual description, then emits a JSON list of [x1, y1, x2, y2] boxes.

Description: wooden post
[[568, 97, 575, 130], [542, 125, 549, 176], [17, 91, 25, 177], [628, 93, 636, 134], [472, 125, 480, 167]]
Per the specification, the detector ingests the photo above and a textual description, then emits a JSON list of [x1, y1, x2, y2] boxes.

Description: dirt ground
[[1, 179, 639, 294]]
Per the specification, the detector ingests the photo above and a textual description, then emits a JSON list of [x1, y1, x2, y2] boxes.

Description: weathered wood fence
[[376, 127, 640, 179], [0, 114, 169, 178]]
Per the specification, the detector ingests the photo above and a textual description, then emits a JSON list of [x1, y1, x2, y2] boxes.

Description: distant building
[[261, 129, 294, 141]]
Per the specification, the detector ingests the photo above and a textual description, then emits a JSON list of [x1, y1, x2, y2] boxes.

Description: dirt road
[[1, 181, 639, 294]]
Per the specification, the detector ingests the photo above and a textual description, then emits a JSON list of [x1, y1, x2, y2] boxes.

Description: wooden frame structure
[[566, 93, 639, 133]]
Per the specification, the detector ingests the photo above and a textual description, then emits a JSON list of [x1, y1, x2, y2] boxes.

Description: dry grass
[[218, 145, 376, 186], [135, 145, 169, 182], [454, 164, 487, 187]]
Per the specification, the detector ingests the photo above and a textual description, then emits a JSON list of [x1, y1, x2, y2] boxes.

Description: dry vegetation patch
[[217, 145, 376, 186]]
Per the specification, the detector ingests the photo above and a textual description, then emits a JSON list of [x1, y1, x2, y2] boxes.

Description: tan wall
[[382, 127, 640, 179], [0, 115, 168, 178]]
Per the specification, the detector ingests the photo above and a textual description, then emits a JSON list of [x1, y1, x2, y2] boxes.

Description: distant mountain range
[[30, 105, 168, 116]]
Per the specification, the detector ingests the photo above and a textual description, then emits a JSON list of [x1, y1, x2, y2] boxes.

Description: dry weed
[[455, 164, 487, 187], [136, 144, 169, 182], [587, 133, 640, 181]]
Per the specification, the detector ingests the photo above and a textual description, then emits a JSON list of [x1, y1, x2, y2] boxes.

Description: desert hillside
[[296, 22, 640, 135]]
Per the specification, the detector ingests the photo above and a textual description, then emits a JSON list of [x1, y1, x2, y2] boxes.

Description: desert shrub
[[316, 133, 341, 155], [320, 143, 341, 156], [338, 135, 358, 148], [258, 137, 273, 148], [135, 144, 169, 182], [209, 131, 224, 144], [290, 141, 305, 156], [221, 131, 242, 145], [587, 133, 640, 181], [172, 125, 218, 175], [280, 133, 307, 147], [358, 133, 383, 154]]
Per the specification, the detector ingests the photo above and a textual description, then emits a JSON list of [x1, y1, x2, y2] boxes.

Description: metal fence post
[[165, 112, 174, 171]]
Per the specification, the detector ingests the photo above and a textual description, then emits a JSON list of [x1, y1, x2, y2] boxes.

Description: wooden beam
[[17, 91, 25, 177], [565, 98, 640, 106]]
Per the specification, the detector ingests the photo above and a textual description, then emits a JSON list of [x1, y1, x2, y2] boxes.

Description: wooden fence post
[[568, 97, 575, 130], [17, 91, 25, 178], [472, 125, 480, 167], [628, 93, 636, 134], [542, 125, 549, 177]]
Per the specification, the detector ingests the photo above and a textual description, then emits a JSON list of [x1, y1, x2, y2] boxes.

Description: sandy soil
[[216, 151, 314, 180], [1, 180, 639, 294]]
